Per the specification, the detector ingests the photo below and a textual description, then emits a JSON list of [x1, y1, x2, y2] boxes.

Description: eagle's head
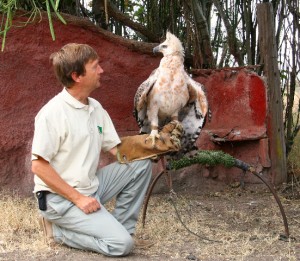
[[153, 31, 184, 57]]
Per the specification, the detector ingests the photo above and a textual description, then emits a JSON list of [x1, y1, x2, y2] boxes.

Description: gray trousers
[[40, 159, 152, 256]]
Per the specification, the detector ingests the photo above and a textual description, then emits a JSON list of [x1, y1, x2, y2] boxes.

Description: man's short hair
[[50, 43, 99, 88]]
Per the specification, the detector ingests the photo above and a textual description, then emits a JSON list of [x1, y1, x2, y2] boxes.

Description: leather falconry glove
[[117, 120, 183, 163]]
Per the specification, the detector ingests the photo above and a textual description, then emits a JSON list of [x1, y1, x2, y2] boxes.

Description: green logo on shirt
[[97, 126, 103, 134]]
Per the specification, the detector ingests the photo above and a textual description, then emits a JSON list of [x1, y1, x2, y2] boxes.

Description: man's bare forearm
[[32, 157, 100, 214]]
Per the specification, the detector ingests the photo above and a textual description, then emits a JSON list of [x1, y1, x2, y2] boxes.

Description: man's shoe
[[39, 216, 56, 246], [132, 235, 154, 249]]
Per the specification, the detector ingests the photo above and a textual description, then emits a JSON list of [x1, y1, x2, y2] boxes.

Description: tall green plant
[[0, 0, 66, 51], [1, 0, 17, 52]]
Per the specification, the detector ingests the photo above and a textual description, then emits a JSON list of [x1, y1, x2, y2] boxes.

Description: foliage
[[170, 150, 236, 170], [0, 0, 66, 51]]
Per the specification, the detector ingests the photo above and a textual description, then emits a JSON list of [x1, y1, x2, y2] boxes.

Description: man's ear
[[71, 72, 81, 83]]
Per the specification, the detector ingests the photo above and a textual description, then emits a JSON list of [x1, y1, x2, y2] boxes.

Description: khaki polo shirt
[[32, 88, 121, 195]]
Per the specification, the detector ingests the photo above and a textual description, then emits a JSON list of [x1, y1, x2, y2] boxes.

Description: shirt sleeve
[[101, 109, 121, 152], [31, 113, 60, 162]]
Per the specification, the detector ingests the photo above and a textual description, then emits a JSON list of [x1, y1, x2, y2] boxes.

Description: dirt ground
[[0, 174, 300, 261]]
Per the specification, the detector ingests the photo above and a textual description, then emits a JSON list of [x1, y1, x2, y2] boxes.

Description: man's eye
[[161, 45, 167, 48]]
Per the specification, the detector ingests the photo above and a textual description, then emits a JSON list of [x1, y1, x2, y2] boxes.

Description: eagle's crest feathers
[[152, 31, 185, 59]]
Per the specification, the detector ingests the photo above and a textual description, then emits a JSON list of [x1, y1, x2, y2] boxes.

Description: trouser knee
[[114, 234, 134, 256]]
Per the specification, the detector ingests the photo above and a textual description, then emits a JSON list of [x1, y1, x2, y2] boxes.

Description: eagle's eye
[[161, 45, 168, 48]]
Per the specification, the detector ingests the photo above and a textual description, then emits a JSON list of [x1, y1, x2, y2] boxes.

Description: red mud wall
[[0, 16, 269, 195], [0, 16, 159, 195], [195, 70, 269, 184]]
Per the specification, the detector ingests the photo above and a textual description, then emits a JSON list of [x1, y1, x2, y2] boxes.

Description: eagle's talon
[[145, 133, 160, 147]]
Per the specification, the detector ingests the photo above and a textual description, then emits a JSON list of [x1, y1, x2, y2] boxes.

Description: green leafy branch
[[0, 0, 66, 52], [170, 150, 236, 170]]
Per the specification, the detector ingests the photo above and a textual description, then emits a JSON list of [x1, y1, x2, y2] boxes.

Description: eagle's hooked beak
[[153, 46, 160, 54]]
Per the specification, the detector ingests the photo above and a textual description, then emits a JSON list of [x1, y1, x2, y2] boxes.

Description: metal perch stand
[[142, 150, 290, 240]]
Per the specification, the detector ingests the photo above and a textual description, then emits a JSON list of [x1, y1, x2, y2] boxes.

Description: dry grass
[[135, 190, 300, 260], [0, 186, 299, 261], [0, 192, 46, 253], [0, 191, 50, 259]]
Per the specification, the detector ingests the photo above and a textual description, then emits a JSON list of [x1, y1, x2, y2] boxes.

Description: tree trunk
[[92, 0, 108, 29], [285, 14, 298, 154], [212, 0, 244, 66], [257, 3, 287, 185], [59, 12, 158, 53], [190, 0, 215, 68], [95, 0, 159, 42]]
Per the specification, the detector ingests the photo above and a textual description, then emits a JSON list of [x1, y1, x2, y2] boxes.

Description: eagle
[[133, 32, 208, 158]]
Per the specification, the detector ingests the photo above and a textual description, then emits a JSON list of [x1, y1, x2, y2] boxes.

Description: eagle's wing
[[133, 69, 159, 133], [173, 75, 208, 158], [186, 74, 208, 118], [177, 103, 206, 157]]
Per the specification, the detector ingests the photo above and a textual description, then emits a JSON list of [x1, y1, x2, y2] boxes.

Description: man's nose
[[98, 65, 104, 74]]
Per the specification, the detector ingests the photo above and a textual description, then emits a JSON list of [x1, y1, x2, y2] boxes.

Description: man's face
[[81, 59, 104, 91]]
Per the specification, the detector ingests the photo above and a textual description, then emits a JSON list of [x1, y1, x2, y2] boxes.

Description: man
[[32, 43, 155, 257], [32, 43, 182, 257]]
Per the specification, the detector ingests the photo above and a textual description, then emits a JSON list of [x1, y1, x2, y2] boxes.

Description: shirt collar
[[60, 87, 89, 110]]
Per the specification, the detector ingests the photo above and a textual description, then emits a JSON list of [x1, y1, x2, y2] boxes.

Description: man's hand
[[74, 195, 101, 214], [32, 158, 101, 215]]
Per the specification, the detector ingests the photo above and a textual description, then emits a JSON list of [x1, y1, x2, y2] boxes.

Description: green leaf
[[49, 0, 67, 25], [45, 0, 55, 41], [1, 7, 11, 52]]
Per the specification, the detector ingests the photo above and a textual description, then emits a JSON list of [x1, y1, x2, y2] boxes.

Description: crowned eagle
[[133, 32, 208, 157]]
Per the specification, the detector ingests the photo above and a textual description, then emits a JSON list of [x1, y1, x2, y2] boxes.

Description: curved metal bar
[[251, 171, 290, 238], [234, 159, 290, 238], [142, 156, 290, 240], [142, 170, 165, 227]]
